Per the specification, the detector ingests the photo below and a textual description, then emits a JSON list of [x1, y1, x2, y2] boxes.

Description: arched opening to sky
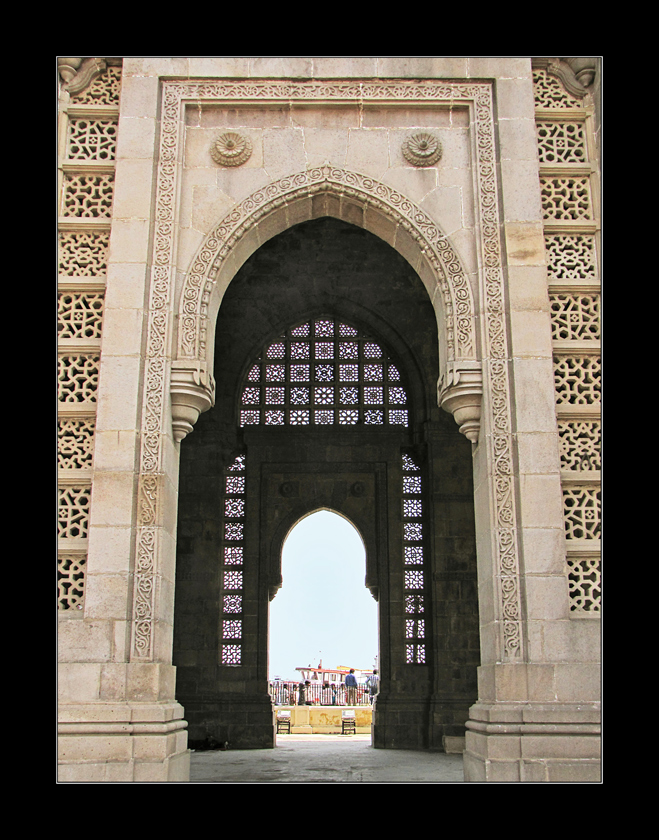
[[269, 510, 378, 680]]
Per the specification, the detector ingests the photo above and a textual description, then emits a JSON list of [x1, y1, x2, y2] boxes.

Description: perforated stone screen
[[239, 318, 410, 428]]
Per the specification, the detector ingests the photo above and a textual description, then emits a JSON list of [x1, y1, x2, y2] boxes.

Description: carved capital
[[170, 361, 215, 442], [564, 57, 597, 88], [59, 57, 108, 95], [58, 58, 83, 83], [438, 362, 483, 443], [533, 57, 597, 96]]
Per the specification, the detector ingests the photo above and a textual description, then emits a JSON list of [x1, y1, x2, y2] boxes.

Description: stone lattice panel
[[221, 454, 246, 665], [558, 420, 601, 471], [58, 291, 104, 339], [224, 498, 245, 518], [541, 177, 593, 222], [58, 485, 91, 539], [535, 67, 603, 622], [240, 318, 410, 427], [550, 293, 600, 341], [223, 595, 242, 613], [222, 620, 242, 639], [563, 487, 601, 540], [67, 118, 118, 161], [58, 355, 100, 402], [536, 121, 586, 164], [71, 65, 122, 106], [406, 643, 426, 664], [402, 453, 426, 665], [533, 68, 583, 109], [58, 554, 86, 611], [554, 355, 601, 405], [59, 231, 110, 276], [224, 522, 243, 540], [222, 645, 241, 665], [62, 173, 114, 218], [566, 556, 601, 612], [545, 234, 597, 283], [58, 418, 96, 469]]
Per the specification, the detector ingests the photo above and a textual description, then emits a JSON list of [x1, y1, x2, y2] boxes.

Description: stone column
[[58, 64, 189, 782], [462, 64, 600, 781]]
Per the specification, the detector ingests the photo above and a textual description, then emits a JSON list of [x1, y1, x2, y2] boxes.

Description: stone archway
[[131, 81, 525, 681], [172, 217, 480, 750], [170, 167, 483, 446], [56, 62, 601, 783]]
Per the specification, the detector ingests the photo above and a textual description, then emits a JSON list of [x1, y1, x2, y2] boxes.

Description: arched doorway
[[269, 510, 377, 684], [173, 218, 479, 751]]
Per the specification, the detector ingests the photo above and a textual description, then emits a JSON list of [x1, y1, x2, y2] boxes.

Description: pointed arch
[[171, 166, 482, 442], [269, 509, 376, 681], [266, 489, 379, 605]]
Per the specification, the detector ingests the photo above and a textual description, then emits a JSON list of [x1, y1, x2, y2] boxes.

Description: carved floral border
[[130, 79, 523, 663]]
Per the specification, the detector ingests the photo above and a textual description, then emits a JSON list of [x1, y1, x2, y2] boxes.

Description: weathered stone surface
[[58, 57, 601, 783]]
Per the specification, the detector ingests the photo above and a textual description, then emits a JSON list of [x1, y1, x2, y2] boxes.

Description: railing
[[269, 681, 375, 707]]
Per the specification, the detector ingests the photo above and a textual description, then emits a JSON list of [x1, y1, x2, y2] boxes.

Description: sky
[[268, 510, 378, 680]]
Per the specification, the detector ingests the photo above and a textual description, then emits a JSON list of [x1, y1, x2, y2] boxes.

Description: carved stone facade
[[57, 57, 601, 782]]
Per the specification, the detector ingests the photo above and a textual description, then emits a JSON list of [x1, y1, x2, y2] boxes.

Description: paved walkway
[[189, 734, 465, 783]]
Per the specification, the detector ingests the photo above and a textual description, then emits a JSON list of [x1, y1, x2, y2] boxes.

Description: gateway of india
[[57, 56, 601, 782]]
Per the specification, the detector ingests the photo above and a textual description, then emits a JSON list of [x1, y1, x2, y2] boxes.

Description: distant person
[[322, 682, 332, 705], [298, 682, 305, 706], [345, 669, 358, 705], [366, 670, 379, 704], [304, 680, 313, 705]]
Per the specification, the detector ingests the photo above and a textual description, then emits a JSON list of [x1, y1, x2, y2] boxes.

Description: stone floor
[[189, 734, 465, 784]]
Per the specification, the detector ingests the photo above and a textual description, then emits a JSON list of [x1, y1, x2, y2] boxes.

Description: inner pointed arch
[[269, 509, 377, 681]]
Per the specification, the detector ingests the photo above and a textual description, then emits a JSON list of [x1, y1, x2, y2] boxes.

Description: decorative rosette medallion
[[402, 133, 443, 167], [210, 132, 253, 167]]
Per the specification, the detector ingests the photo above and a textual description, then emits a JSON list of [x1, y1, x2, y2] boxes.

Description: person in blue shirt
[[345, 669, 358, 705]]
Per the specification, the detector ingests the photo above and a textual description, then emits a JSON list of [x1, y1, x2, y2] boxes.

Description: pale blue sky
[[268, 510, 379, 680]]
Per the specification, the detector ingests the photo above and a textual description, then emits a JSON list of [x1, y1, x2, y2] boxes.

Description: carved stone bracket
[[58, 57, 107, 95], [532, 57, 597, 96], [563, 57, 597, 89], [58, 58, 84, 83], [170, 361, 216, 442], [438, 362, 483, 443], [58, 56, 123, 96]]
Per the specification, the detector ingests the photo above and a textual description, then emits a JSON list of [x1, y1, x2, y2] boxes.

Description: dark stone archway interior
[[173, 218, 479, 750]]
